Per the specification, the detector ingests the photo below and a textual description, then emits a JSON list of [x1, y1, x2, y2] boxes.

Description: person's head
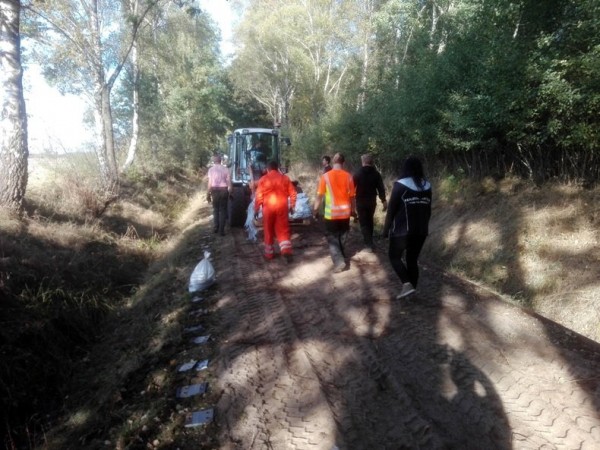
[[401, 156, 426, 187], [212, 154, 222, 164], [322, 155, 331, 166], [267, 160, 279, 171], [332, 153, 345, 165], [361, 153, 374, 166]]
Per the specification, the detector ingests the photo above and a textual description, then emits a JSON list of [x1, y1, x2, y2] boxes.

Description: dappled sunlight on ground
[[427, 179, 600, 342]]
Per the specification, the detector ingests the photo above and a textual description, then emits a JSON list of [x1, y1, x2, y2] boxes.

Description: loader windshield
[[244, 133, 278, 164], [230, 130, 281, 183]]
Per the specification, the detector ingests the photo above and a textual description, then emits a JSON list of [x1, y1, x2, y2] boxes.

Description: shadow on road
[[212, 222, 514, 449]]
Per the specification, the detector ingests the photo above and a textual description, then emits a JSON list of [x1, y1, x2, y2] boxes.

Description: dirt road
[[202, 221, 600, 449]]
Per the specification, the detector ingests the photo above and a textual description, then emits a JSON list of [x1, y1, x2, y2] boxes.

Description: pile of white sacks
[[245, 192, 312, 242]]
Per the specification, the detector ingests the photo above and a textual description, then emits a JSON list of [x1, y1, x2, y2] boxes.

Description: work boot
[[283, 254, 294, 264]]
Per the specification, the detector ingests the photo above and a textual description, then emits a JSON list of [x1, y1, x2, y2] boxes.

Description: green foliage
[[122, 6, 233, 169], [25, 0, 123, 97], [296, 0, 600, 183], [23, 0, 600, 185], [289, 123, 328, 166]]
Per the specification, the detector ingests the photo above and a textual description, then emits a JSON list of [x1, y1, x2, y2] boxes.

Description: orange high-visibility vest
[[317, 169, 355, 220]]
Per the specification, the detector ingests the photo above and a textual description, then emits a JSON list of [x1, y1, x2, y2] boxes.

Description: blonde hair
[[333, 153, 345, 164]]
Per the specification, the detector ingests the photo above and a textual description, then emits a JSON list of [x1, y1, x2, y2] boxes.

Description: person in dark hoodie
[[353, 153, 387, 251], [382, 156, 432, 299]]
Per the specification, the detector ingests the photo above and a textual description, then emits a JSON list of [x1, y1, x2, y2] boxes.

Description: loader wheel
[[229, 186, 250, 228]]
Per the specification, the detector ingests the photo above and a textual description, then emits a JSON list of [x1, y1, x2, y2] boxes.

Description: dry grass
[[1, 154, 205, 448], [423, 175, 600, 342]]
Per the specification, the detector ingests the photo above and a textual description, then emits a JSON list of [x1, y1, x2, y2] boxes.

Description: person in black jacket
[[353, 154, 387, 251], [382, 156, 432, 299]]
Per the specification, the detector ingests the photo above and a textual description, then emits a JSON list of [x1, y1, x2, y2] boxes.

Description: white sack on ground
[[189, 251, 216, 292]]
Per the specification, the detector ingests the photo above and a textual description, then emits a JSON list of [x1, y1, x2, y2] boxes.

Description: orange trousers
[[262, 207, 292, 258]]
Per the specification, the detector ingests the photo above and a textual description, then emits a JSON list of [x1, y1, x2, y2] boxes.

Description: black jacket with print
[[382, 177, 432, 238]]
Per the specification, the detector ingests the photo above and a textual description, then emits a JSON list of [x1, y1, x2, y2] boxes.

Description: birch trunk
[[122, 37, 139, 171], [0, 0, 28, 215]]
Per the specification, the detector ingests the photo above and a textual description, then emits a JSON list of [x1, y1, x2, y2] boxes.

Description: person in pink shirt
[[206, 155, 231, 236]]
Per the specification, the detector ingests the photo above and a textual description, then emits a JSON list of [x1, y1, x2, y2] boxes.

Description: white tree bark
[[0, 0, 28, 215], [122, 0, 142, 171]]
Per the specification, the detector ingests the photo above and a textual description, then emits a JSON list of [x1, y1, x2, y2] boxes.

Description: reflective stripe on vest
[[323, 172, 351, 220]]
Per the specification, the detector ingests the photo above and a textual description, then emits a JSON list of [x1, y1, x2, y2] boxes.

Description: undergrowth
[[0, 158, 202, 449]]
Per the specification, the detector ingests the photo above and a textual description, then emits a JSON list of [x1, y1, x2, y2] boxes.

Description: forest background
[[0, 0, 599, 448]]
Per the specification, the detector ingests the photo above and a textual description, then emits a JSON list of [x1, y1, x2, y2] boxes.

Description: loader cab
[[227, 127, 291, 227], [228, 128, 283, 184]]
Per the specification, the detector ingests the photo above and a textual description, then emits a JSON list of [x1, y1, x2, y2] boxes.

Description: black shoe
[[220, 232, 226, 236], [213, 228, 218, 234], [283, 254, 293, 263]]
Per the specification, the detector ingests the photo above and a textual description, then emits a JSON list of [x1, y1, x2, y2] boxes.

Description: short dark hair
[[268, 160, 279, 171], [322, 155, 331, 164]]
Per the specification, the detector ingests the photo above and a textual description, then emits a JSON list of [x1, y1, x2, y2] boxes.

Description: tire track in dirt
[[410, 272, 600, 449], [213, 223, 600, 450], [216, 230, 337, 449], [280, 278, 445, 449], [278, 226, 506, 449]]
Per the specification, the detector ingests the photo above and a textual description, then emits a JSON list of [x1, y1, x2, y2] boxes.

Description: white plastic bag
[[245, 198, 260, 242], [189, 251, 216, 293], [290, 193, 312, 219]]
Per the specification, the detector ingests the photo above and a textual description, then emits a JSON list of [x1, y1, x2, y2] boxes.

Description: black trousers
[[211, 188, 229, 234], [356, 198, 377, 246], [324, 218, 350, 266], [388, 235, 427, 287]]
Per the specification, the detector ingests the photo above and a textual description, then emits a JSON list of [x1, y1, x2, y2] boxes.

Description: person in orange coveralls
[[254, 160, 297, 262]]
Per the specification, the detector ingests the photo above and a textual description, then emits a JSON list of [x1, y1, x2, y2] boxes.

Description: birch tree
[[0, 0, 28, 216], [28, 0, 159, 189], [121, 0, 141, 171], [230, 0, 355, 128]]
